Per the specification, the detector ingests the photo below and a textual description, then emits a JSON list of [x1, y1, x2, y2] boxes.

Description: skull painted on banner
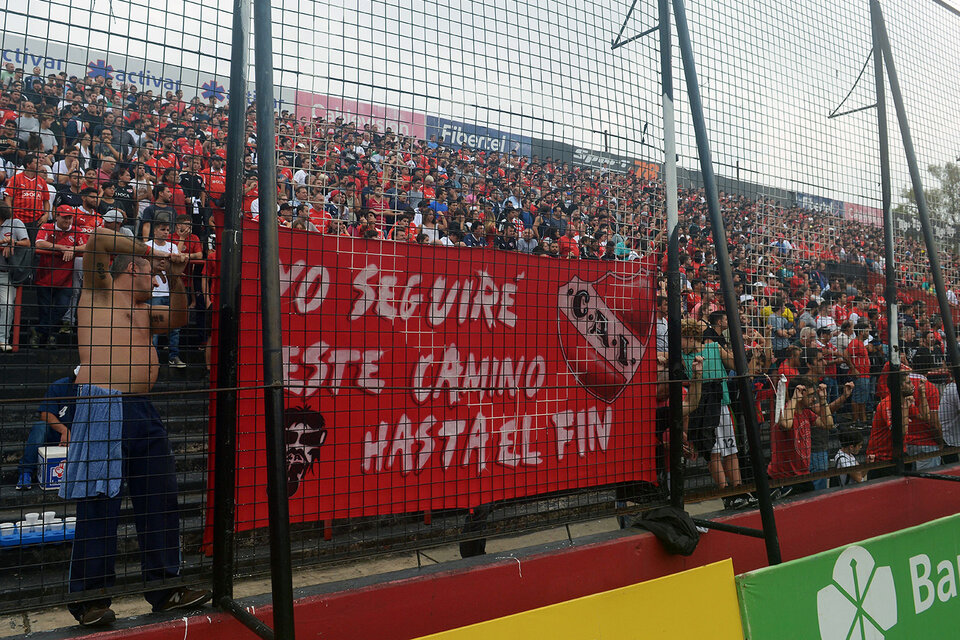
[[283, 405, 328, 497]]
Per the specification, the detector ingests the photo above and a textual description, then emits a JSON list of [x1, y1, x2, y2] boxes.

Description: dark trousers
[[17, 421, 61, 477], [68, 396, 180, 618], [36, 286, 71, 339]]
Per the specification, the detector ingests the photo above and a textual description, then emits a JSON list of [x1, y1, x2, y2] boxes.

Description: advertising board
[[737, 513, 960, 639]]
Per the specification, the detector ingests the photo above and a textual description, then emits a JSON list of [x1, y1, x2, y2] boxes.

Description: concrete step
[[0, 348, 209, 398], [0, 470, 208, 513]]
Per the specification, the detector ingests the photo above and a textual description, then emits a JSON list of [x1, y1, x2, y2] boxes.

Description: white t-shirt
[[131, 178, 153, 214], [816, 315, 837, 331], [51, 159, 75, 182], [146, 239, 179, 297], [834, 450, 858, 486]]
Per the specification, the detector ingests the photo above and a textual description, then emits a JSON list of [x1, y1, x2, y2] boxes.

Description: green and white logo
[[816, 546, 897, 640], [736, 513, 960, 640]]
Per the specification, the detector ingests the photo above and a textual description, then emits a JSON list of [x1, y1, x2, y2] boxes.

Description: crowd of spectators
[[0, 63, 958, 495]]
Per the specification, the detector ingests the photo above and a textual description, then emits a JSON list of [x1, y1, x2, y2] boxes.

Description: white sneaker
[[0, 343, 12, 352], [169, 356, 187, 369]]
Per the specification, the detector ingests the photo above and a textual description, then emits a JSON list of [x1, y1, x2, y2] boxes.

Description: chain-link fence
[[0, 0, 958, 627]]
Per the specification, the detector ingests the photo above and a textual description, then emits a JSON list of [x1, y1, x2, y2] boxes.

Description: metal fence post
[[659, 0, 684, 508], [212, 0, 251, 603], [672, 0, 782, 565], [870, 0, 904, 475], [252, 0, 297, 636]]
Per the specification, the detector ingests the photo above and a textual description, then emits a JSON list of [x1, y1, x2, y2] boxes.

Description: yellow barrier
[[418, 560, 743, 639]]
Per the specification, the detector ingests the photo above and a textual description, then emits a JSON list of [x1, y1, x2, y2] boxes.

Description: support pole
[[870, 2, 904, 475], [252, 0, 297, 636], [904, 471, 960, 483], [212, 0, 251, 602], [873, 0, 960, 394], [659, 0, 683, 509], [691, 518, 766, 539], [672, 0, 781, 565], [218, 597, 275, 640]]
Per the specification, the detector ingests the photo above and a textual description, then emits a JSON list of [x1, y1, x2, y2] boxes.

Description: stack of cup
[[44, 518, 64, 538], [0, 522, 15, 540], [65, 517, 77, 533], [23, 513, 41, 535]]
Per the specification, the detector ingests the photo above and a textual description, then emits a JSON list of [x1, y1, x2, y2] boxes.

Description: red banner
[[213, 222, 658, 531]]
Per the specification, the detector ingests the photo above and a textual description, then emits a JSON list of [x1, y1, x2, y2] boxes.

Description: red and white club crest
[[52, 461, 65, 479], [557, 270, 653, 403]]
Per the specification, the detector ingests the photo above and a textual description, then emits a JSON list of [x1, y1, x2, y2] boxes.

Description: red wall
[[75, 469, 960, 640]]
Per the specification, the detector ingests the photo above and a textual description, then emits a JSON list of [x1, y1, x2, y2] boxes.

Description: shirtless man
[[60, 227, 210, 627]]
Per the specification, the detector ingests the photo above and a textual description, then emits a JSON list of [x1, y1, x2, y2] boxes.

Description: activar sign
[[206, 221, 657, 535], [737, 512, 960, 639]]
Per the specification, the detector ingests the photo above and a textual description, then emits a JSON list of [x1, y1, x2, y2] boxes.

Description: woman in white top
[[76, 132, 94, 172], [419, 210, 441, 244], [0, 204, 30, 350]]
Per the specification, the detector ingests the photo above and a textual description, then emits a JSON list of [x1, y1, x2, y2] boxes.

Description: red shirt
[[833, 304, 850, 323], [867, 395, 898, 461], [309, 207, 332, 233], [847, 338, 870, 378], [768, 407, 815, 479], [178, 138, 204, 158], [74, 206, 103, 233], [35, 223, 86, 288], [558, 235, 580, 258], [777, 361, 799, 385], [6, 172, 50, 223], [365, 195, 391, 215], [905, 374, 940, 447], [146, 153, 177, 177], [171, 232, 202, 264], [818, 340, 839, 377], [202, 168, 227, 204], [164, 181, 188, 217]]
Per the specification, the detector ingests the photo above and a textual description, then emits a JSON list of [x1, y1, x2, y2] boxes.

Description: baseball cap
[[103, 209, 124, 224]]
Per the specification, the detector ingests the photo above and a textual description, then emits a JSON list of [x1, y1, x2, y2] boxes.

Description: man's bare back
[[77, 229, 188, 393]]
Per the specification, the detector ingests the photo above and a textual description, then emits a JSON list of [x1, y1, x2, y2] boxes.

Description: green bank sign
[[737, 513, 960, 639]]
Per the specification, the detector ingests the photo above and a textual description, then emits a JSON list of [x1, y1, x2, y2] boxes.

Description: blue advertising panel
[[427, 116, 532, 157], [796, 192, 845, 218]]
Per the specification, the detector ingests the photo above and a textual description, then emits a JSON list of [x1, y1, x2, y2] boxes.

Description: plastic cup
[[42, 511, 56, 522], [0, 523, 14, 537], [65, 517, 77, 531], [24, 514, 41, 534], [43, 518, 64, 539]]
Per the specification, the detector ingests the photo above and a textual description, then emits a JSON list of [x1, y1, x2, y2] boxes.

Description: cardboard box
[[38, 446, 67, 491]]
